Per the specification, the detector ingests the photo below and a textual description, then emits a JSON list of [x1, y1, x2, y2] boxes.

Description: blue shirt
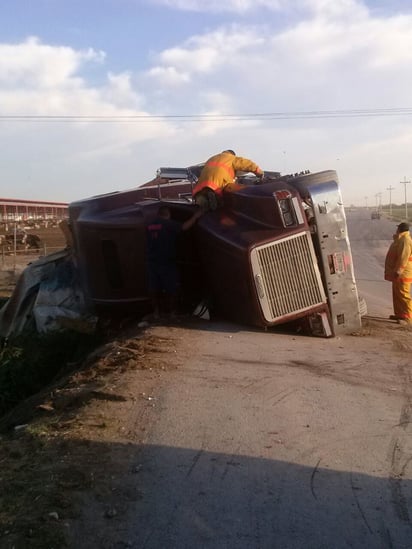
[[146, 217, 181, 265]]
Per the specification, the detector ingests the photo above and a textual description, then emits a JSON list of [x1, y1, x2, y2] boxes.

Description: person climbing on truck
[[192, 150, 263, 211]]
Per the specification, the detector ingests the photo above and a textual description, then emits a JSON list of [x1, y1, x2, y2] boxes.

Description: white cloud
[[147, 66, 191, 85], [0, 36, 104, 89], [148, 0, 368, 16], [0, 37, 178, 200], [146, 25, 264, 81], [148, 0, 283, 13], [145, 3, 412, 113], [302, 0, 368, 19], [103, 72, 145, 109], [2, 2, 412, 204], [130, 1, 412, 205]]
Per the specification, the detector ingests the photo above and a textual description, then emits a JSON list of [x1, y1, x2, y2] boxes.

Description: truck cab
[[69, 167, 362, 337]]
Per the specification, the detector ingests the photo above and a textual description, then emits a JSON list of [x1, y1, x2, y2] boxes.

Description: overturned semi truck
[[68, 166, 363, 337]]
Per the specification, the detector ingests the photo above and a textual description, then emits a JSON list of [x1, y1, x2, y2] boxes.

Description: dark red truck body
[[69, 167, 362, 337]]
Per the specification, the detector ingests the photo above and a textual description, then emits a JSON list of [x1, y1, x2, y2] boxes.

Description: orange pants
[[392, 279, 412, 321]]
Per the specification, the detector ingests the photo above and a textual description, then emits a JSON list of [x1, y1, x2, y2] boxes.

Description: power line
[[2, 107, 412, 122]]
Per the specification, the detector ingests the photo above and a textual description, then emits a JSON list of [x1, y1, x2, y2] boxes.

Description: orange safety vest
[[192, 152, 262, 196], [384, 231, 412, 282]]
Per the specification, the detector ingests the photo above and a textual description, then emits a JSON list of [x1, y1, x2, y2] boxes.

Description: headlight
[[279, 199, 289, 213]]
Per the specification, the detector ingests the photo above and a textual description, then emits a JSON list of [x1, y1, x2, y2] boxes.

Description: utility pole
[[400, 177, 411, 220], [387, 185, 395, 216], [364, 196, 368, 209], [374, 192, 382, 211]]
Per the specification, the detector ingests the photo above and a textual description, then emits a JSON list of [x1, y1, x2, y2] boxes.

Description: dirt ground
[[0, 318, 181, 548], [1, 314, 412, 548], [0, 322, 173, 548]]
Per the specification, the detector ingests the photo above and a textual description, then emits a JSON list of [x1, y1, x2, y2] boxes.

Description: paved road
[[347, 208, 395, 317], [72, 210, 412, 549]]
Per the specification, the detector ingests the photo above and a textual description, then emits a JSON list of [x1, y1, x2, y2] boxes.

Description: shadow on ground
[[1, 432, 411, 549]]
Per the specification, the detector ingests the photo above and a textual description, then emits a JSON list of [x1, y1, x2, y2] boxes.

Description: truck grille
[[250, 232, 326, 322]]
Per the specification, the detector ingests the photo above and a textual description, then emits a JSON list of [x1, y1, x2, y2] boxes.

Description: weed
[[0, 329, 102, 418]]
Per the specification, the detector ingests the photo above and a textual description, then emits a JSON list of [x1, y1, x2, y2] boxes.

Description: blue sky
[[2, 0, 412, 206]]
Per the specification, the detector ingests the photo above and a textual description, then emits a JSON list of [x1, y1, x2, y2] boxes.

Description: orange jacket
[[192, 152, 262, 196], [384, 230, 412, 282]]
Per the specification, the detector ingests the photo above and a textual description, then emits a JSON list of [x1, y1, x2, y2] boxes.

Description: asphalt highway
[[347, 208, 396, 318]]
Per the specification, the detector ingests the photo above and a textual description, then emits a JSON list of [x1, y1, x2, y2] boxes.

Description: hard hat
[[397, 222, 410, 232]]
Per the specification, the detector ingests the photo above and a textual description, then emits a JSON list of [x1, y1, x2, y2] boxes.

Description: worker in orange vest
[[384, 222, 412, 324], [192, 150, 263, 211]]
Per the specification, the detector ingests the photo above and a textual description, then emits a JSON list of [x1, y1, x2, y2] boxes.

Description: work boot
[[389, 315, 399, 320], [396, 319, 412, 326]]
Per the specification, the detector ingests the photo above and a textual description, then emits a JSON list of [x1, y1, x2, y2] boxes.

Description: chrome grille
[[250, 232, 326, 322]]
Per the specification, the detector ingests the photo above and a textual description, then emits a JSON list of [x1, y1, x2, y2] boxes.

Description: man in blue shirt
[[146, 205, 202, 319]]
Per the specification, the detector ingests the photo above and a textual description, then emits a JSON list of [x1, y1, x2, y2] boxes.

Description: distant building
[[0, 198, 68, 222]]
